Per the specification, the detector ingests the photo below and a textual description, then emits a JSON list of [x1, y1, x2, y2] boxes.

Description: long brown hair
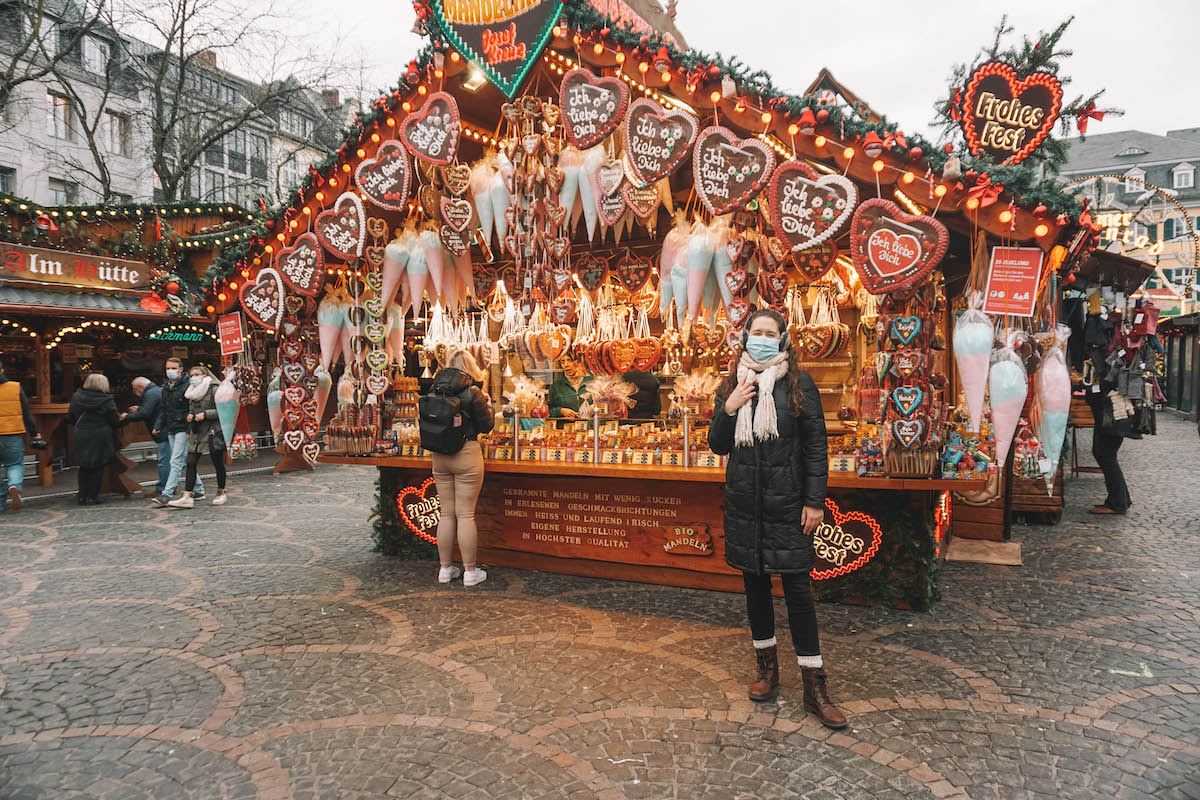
[[718, 308, 807, 417]]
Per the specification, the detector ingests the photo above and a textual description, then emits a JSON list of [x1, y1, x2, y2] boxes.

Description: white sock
[[752, 637, 777, 649], [796, 654, 823, 669]]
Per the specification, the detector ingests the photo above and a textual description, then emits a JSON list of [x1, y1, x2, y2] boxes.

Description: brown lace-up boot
[[748, 645, 779, 701], [802, 667, 848, 729]]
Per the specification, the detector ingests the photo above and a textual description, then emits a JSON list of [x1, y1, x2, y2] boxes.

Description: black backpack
[[419, 384, 468, 455]]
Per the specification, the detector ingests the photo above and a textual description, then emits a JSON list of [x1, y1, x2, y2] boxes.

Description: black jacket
[[123, 384, 164, 443], [622, 370, 662, 418], [156, 377, 190, 435], [431, 368, 495, 440], [708, 371, 828, 574], [67, 388, 120, 469]]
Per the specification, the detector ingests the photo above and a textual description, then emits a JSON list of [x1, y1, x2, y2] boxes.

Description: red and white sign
[[867, 229, 923, 277], [218, 312, 246, 356], [983, 247, 1043, 317]]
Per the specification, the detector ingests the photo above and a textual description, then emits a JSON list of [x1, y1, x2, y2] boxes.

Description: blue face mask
[[189, 375, 203, 387], [745, 334, 782, 362], [166, 369, 180, 381]]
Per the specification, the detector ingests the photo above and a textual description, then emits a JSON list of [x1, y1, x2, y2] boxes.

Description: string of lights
[[45, 320, 139, 350]]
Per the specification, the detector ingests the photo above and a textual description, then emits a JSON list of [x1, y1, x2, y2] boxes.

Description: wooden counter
[[319, 454, 986, 492]]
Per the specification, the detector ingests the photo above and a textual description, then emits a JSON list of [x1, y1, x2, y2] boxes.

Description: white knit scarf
[[734, 350, 789, 446], [184, 375, 214, 400]]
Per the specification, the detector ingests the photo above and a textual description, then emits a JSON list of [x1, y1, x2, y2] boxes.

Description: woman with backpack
[[707, 308, 846, 730], [423, 349, 495, 586]]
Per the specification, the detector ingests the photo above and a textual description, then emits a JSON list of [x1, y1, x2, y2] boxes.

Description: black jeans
[[77, 466, 104, 502], [185, 451, 226, 493], [743, 571, 820, 657], [1092, 430, 1131, 511]]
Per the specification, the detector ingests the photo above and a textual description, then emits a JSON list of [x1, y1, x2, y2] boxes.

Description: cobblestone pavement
[[1, 416, 1197, 799]]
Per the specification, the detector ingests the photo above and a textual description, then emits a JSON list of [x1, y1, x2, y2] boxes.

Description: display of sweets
[[939, 416, 997, 479], [855, 424, 884, 477]]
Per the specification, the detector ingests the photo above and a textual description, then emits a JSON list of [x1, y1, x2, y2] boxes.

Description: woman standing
[[67, 373, 120, 505], [708, 308, 846, 729], [167, 366, 228, 508], [548, 353, 593, 418], [427, 349, 494, 586]]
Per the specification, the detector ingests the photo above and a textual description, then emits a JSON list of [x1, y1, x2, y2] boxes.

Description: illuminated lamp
[[638, 60, 649, 74], [710, 90, 721, 103], [1035, 223, 1050, 237], [999, 209, 1013, 223], [276, 233, 285, 241], [787, 123, 798, 136], [842, 146, 855, 159], [761, 111, 772, 124], [872, 160, 885, 173], [315, 192, 325, 201], [462, 65, 486, 92], [902, 171, 915, 184], [552, 25, 562, 37], [229, 282, 239, 290], [615, 51, 625, 64], [934, 185, 948, 197], [386, 117, 395, 127], [342, 164, 351, 173], [417, 84, 427, 95], [814, 135, 826, 147], [966, 197, 980, 210], [206, 305, 215, 313], [402, 101, 412, 112], [449, 51, 460, 62], [593, 42, 603, 54], [330, 178, 339, 187], [217, 292, 227, 301], [371, 133, 380, 143], [356, 148, 366, 158]]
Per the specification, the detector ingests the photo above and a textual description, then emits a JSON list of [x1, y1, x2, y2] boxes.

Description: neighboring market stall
[[217, 4, 1115, 608], [0, 197, 253, 486]]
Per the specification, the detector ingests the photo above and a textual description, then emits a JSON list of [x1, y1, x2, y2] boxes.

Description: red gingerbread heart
[[399, 91, 460, 166], [849, 198, 948, 295], [623, 97, 698, 187], [354, 139, 411, 211], [275, 232, 324, 296], [314, 192, 366, 261], [240, 267, 285, 330], [959, 62, 1063, 166], [693, 125, 775, 216]]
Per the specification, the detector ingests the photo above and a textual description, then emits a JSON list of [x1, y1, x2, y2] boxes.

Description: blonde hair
[[83, 373, 110, 392], [447, 348, 484, 383]]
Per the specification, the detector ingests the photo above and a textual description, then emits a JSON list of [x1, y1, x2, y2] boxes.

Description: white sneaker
[[438, 565, 462, 584], [211, 491, 228, 506], [463, 568, 488, 587], [167, 492, 194, 509]]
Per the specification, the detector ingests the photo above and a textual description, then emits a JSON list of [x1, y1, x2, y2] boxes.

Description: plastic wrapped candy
[[954, 303, 993, 432], [988, 346, 1028, 469], [214, 369, 240, 448], [1033, 324, 1072, 495]]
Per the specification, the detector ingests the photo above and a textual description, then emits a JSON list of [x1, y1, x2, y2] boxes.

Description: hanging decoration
[[692, 126, 774, 216], [314, 192, 367, 261], [560, 67, 629, 149], [623, 97, 698, 187], [399, 91, 462, 166], [849, 199, 948, 295], [767, 161, 856, 254], [354, 140, 412, 212], [958, 62, 1063, 166], [239, 267, 286, 330], [275, 232, 325, 296]]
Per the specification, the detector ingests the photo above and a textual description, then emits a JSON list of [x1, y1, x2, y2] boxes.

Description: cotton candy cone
[[558, 145, 583, 232], [489, 168, 512, 243], [659, 228, 683, 318], [385, 304, 405, 363], [579, 146, 604, 241], [405, 240, 429, 314], [685, 223, 714, 319], [471, 161, 495, 245], [711, 229, 735, 308], [1035, 348, 1072, 493], [381, 232, 413, 311], [214, 375, 240, 448], [954, 311, 994, 432], [420, 229, 445, 303], [670, 263, 688, 327], [317, 296, 346, 371], [267, 389, 283, 443], [988, 355, 1028, 469]]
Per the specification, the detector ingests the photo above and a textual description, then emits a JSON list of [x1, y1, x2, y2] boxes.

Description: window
[[249, 134, 267, 180], [48, 178, 76, 205], [204, 122, 223, 167], [220, 83, 238, 104], [1173, 164, 1195, 190], [279, 109, 311, 140], [280, 155, 299, 195], [0, 166, 14, 194], [83, 36, 111, 74], [46, 92, 73, 140], [103, 111, 130, 156], [1117, 146, 1148, 157], [205, 170, 225, 201], [112, 193, 132, 204], [227, 130, 247, 174], [1124, 169, 1145, 194]]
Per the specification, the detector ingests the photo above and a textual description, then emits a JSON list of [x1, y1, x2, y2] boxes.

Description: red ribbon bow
[[883, 131, 908, 151], [1075, 102, 1105, 133], [947, 89, 963, 122], [967, 174, 1003, 208]]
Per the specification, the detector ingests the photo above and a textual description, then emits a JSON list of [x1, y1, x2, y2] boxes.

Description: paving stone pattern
[[1, 416, 1198, 799]]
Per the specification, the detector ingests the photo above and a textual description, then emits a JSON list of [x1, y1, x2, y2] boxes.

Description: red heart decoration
[[283, 385, 305, 407], [724, 268, 748, 297], [396, 477, 440, 544], [560, 67, 629, 149], [354, 139, 411, 211], [623, 183, 660, 220], [279, 340, 302, 360], [693, 125, 775, 216], [614, 254, 651, 293], [792, 241, 839, 283], [550, 295, 577, 324], [301, 352, 320, 372], [399, 91, 460, 166], [810, 498, 884, 581], [960, 62, 1063, 166], [725, 298, 753, 329], [726, 236, 745, 264], [314, 192, 366, 260], [473, 265, 498, 301], [275, 232, 324, 296], [440, 197, 473, 232], [239, 267, 285, 330], [849, 198, 948, 295], [768, 160, 857, 254], [623, 97, 698, 187]]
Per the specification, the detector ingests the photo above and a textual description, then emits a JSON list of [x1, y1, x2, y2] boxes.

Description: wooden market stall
[[215, 1, 1107, 608]]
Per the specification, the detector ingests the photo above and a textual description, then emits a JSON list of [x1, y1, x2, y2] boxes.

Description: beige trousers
[[430, 441, 484, 567]]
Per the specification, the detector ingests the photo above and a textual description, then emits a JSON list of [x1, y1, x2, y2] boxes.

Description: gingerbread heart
[[560, 67, 629, 149], [614, 254, 651, 293], [365, 271, 383, 294], [623, 97, 699, 187], [609, 339, 636, 373], [354, 139, 411, 211], [960, 62, 1063, 166], [275, 232, 324, 296], [283, 385, 305, 406], [440, 225, 469, 256], [282, 430, 304, 451], [440, 164, 471, 197], [314, 192, 366, 260], [301, 441, 321, 465], [280, 340, 302, 360], [724, 268, 748, 297], [240, 267, 285, 330], [725, 298, 753, 329], [550, 294, 577, 324], [366, 372, 389, 395], [364, 297, 385, 319], [473, 265, 498, 300], [768, 160, 857, 254], [792, 241, 839, 283], [440, 197, 473, 232], [544, 199, 568, 230], [577, 255, 608, 292], [284, 294, 305, 316], [623, 183, 660, 220], [890, 316, 922, 346], [850, 198, 948, 295], [365, 321, 386, 343], [892, 418, 924, 449], [365, 350, 389, 372], [693, 125, 775, 216], [301, 352, 320, 372], [399, 91, 460, 166], [892, 386, 924, 417], [892, 350, 924, 378]]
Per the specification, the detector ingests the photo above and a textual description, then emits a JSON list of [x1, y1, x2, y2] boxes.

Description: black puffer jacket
[[708, 371, 828, 574], [431, 368, 495, 440], [67, 388, 120, 469]]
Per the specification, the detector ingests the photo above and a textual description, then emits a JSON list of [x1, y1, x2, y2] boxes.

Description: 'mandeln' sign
[[2, 244, 151, 290]]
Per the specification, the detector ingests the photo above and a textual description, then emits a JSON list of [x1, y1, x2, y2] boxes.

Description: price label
[[663, 451, 683, 466], [520, 447, 541, 461], [401, 444, 421, 456], [630, 450, 655, 465], [546, 447, 567, 462], [576, 450, 594, 464], [601, 450, 624, 464], [493, 446, 514, 460]]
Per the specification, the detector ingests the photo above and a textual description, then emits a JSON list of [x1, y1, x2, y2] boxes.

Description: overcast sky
[[292, 0, 1197, 142]]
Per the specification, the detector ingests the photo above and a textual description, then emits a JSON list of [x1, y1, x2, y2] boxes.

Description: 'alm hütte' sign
[[959, 62, 1063, 166], [2, 244, 151, 290]]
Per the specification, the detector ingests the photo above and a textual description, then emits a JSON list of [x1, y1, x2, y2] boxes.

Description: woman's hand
[[186, 413, 195, 422], [801, 505, 824, 535], [560, 408, 577, 419], [724, 373, 757, 415]]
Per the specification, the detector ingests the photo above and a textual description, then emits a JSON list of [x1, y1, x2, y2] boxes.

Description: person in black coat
[[621, 369, 662, 418], [708, 308, 845, 729], [427, 349, 495, 587], [121, 377, 166, 497], [67, 372, 120, 505]]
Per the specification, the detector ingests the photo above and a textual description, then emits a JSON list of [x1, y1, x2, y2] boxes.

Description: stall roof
[[1075, 249, 1156, 295], [0, 284, 202, 320]]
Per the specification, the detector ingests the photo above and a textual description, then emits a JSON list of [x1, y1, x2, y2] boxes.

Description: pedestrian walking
[[153, 358, 203, 506], [121, 377, 166, 498], [420, 348, 495, 586], [0, 357, 41, 512], [167, 366, 227, 508], [708, 308, 847, 729], [67, 373, 120, 506]]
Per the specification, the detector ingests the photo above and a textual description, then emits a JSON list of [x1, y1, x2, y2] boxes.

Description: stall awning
[[0, 284, 202, 320], [1074, 250, 1157, 295]]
